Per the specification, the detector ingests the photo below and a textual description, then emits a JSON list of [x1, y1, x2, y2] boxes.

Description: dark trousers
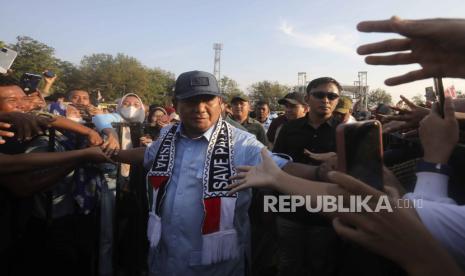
[[276, 216, 341, 276]]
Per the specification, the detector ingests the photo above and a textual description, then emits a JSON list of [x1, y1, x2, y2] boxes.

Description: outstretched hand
[[357, 16, 465, 85], [382, 95, 430, 133], [419, 96, 459, 164], [0, 122, 14, 144], [0, 112, 54, 142], [327, 171, 451, 274], [228, 148, 281, 194]]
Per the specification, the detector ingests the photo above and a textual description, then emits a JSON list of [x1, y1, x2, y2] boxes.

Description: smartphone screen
[[337, 120, 384, 190]]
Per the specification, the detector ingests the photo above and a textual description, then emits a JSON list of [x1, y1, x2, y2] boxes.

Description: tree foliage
[[411, 93, 425, 106], [248, 81, 290, 110], [367, 88, 392, 108], [219, 76, 243, 103], [4, 36, 175, 105]]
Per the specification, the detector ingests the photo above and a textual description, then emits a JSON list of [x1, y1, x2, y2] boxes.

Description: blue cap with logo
[[174, 71, 221, 100]]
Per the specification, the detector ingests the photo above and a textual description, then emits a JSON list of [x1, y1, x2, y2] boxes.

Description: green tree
[[248, 81, 290, 110], [146, 68, 176, 106], [367, 88, 392, 108], [79, 53, 150, 102], [219, 76, 243, 103], [8, 36, 58, 79], [411, 93, 425, 105], [78, 53, 175, 105], [5, 36, 82, 94]]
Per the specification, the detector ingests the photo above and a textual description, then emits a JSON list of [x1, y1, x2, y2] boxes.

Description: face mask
[[67, 117, 85, 124], [119, 106, 145, 123]]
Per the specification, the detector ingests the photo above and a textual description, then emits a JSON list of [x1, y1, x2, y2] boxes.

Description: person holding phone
[[140, 106, 170, 146]]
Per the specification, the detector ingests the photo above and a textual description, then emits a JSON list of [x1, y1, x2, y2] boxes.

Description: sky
[[1, 0, 465, 102]]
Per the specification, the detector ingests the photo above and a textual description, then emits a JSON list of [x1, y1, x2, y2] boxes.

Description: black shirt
[[273, 114, 337, 164], [273, 114, 338, 225]]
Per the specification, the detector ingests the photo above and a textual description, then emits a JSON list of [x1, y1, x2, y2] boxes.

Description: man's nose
[[193, 101, 207, 112]]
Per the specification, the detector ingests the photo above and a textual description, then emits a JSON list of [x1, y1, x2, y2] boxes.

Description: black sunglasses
[[310, 91, 339, 101]]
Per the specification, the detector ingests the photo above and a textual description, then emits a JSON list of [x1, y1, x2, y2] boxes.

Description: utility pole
[[213, 43, 223, 81], [297, 72, 307, 93], [357, 71, 368, 110]]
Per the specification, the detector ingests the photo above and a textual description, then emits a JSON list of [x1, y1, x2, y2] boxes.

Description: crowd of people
[[1, 16, 465, 276]]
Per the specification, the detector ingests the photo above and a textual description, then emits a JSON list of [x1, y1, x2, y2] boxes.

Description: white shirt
[[403, 172, 465, 267]]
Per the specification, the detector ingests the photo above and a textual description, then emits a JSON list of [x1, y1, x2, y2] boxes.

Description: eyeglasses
[[310, 91, 339, 101]]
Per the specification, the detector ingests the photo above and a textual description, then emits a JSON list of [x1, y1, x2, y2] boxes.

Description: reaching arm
[[111, 147, 146, 165], [0, 146, 110, 174], [282, 162, 319, 181], [50, 116, 103, 146]]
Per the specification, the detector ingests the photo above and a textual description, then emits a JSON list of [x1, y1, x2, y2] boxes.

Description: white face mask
[[67, 117, 85, 124], [119, 106, 145, 123]]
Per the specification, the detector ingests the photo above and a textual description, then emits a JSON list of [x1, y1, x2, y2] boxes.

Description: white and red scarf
[[147, 118, 239, 265]]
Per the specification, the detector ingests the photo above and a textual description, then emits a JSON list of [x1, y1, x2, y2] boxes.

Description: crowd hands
[[0, 70, 181, 197], [2, 15, 465, 276], [228, 16, 465, 276]]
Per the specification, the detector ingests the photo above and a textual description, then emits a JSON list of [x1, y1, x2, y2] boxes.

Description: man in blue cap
[[113, 70, 321, 275]]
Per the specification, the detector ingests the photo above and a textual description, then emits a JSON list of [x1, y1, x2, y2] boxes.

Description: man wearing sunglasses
[[272, 77, 342, 276]]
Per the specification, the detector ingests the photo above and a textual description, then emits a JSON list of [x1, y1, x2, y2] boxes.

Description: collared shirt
[[260, 116, 273, 133], [239, 117, 268, 146], [144, 121, 288, 276], [273, 114, 337, 165]]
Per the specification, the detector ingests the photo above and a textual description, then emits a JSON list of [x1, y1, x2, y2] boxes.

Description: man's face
[[176, 95, 222, 137], [0, 85, 28, 112], [255, 104, 270, 123], [70, 90, 90, 106], [231, 100, 250, 122], [306, 83, 340, 118], [284, 102, 308, 120], [333, 111, 350, 124]]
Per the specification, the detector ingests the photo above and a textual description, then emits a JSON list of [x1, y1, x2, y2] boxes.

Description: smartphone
[[0, 47, 18, 74], [20, 73, 42, 94], [43, 70, 55, 78], [434, 77, 445, 118], [336, 120, 384, 190]]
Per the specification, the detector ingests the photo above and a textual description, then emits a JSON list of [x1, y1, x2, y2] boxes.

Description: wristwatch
[[416, 160, 452, 176]]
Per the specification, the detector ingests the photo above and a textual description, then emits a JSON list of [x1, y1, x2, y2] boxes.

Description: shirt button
[[313, 134, 317, 138]]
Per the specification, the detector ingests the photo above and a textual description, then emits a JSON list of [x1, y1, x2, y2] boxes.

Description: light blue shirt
[[144, 121, 288, 276], [92, 113, 123, 132]]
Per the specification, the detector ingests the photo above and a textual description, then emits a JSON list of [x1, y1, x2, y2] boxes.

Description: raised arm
[[0, 146, 110, 174]]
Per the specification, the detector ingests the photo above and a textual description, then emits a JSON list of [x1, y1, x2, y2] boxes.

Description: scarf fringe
[[201, 229, 239, 265], [148, 212, 162, 248]]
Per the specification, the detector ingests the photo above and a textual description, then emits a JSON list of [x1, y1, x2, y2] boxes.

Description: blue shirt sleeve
[[92, 113, 122, 132]]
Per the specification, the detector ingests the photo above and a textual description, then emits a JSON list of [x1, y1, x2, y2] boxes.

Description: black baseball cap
[[174, 71, 221, 100], [278, 92, 306, 105]]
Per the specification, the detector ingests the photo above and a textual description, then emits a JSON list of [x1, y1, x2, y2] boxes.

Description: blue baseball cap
[[174, 71, 221, 100]]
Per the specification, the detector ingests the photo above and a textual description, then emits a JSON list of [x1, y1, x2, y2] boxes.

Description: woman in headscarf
[[140, 106, 169, 146]]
